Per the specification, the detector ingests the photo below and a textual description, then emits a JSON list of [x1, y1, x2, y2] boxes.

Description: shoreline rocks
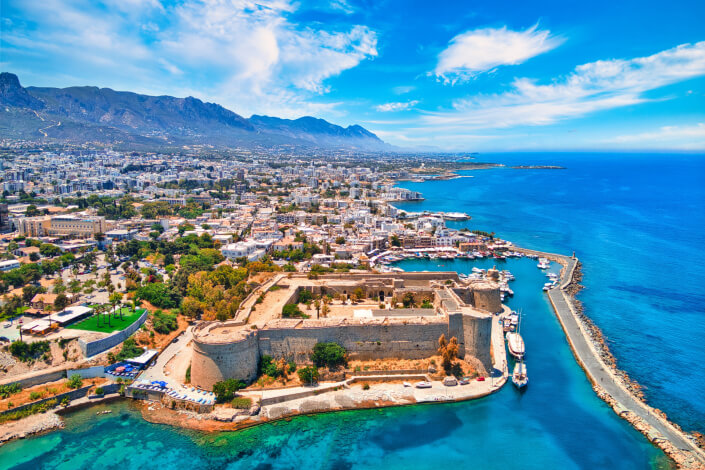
[[0, 411, 65, 446]]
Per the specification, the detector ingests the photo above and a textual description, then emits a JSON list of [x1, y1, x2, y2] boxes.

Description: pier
[[519, 247, 705, 468]]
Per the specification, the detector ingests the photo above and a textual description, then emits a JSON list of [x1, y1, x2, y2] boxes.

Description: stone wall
[[191, 330, 260, 389], [78, 309, 149, 357], [0, 369, 66, 388]]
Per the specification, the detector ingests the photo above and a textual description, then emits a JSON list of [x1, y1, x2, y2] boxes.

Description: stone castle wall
[[192, 313, 491, 390]]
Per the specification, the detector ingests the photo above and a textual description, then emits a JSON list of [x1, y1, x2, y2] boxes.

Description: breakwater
[[528, 247, 705, 468]]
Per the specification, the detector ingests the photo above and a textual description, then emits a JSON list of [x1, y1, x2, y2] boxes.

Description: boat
[[403, 381, 412, 387], [512, 361, 528, 389], [471, 267, 485, 274], [537, 258, 550, 269], [507, 332, 525, 359], [415, 381, 432, 389]]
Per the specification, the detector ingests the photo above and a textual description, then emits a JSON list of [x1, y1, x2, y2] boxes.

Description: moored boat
[[506, 332, 525, 359], [512, 361, 528, 389]]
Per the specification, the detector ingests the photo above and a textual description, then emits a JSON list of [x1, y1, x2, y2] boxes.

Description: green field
[[66, 308, 147, 333]]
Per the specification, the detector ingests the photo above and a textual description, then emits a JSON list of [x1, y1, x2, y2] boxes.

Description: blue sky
[[2, 0, 705, 151]]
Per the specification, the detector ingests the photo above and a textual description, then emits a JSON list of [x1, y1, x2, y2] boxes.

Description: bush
[[212, 378, 246, 403], [282, 303, 308, 318], [298, 289, 313, 303], [311, 342, 347, 369], [151, 310, 178, 334], [185, 364, 191, 384], [362, 383, 370, 390], [29, 391, 41, 400], [67, 374, 83, 389], [297, 366, 319, 385], [259, 355, 280, 378], [231, 397, 252, 409], [9, 340, 50, 362], [115, 338, 144, 362], [94, 387, 104, 395], [0, 383, 21, 399]]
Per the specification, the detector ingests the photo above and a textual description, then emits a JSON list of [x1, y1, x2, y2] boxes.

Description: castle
[[190, 272, 502, 390]]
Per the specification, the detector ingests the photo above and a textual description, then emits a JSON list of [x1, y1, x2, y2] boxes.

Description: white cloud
[[606, 123, 705, 149], [434, 24, 562, 82], [3, 0, 377, 118], [423, 41, 705, 130], [375, 100, 419, 112]]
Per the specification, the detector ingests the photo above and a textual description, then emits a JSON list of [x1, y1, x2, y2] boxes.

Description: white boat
[[471, 267, 485, 274], [403, 381, 412, 387], [415, 381, 432, 389], [512, 361, 528, 389], [506, 332, 525, 359], [537, 258, 550, 269]]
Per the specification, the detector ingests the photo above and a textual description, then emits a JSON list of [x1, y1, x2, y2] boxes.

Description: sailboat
[[512, 360, 528, 389]]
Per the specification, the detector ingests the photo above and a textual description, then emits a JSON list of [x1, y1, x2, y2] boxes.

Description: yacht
[[512, 361, 528, 389], [472, 267, 485, 274], [537, 258, 550, 269], [507, 332, 525, 359]]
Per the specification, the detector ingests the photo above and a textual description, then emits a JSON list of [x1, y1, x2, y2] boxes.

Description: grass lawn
[[66, 308, 147, 333]]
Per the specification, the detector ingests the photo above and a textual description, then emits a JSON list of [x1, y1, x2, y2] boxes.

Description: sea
[[0, 152, 702, 469]]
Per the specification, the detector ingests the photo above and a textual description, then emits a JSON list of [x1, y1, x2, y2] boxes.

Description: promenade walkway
[[542, 253, 705, 465]]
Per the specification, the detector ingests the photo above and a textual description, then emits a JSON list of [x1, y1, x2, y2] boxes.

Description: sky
[[2, 0, 705, 151]]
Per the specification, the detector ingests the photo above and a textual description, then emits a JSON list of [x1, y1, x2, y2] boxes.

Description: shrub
[[9, 340, 50, 362], [185, 364, 191, 384], [282, 303, 308, 318], [29, 391, 41, 400], [297, 366, 319, 385], [298, 289, 313, 303], [115, 338, 144, 361], [94, 387, 104, 395], [311, 342, 347, 369], [67, 374, 83, 389], [0, 383, 21, 399], [151, 310, 178, 334], [259, 355, 280, 378], [421, 299, 433, 309], [231, 397, 252, 409], [212, 378, 246, 403], [362, 383, 370, 390]]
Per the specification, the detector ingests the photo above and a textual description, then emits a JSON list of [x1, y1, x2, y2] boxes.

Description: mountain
[[0, 73, 387, 150]]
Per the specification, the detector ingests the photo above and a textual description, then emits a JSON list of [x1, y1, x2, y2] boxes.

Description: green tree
[[297, 366, 319, 385], [53, 293, 70, 311], [67, 374, 83, 389], [212, 378, 246, 402], [310, 342, 347, 369]]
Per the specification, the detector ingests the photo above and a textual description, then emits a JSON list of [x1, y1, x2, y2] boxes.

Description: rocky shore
[[0, 411, 64, 445]]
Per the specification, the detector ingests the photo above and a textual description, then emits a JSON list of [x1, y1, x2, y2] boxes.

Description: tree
[[25, 205, 41, 217], [390, 235, 401, 247], [335, 236, 345, 245], [310, 342, 347, 369], [109, 292, 123, 320], [212, 378, 246, 402], [297, 366, 319, 385], [67, 374, 83, 389], [54, 293, 70, 311], [402, 292, 415, 308], [438, 335, 460, 375]]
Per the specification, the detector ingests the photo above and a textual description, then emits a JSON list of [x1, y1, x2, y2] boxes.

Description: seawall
[[522, 246, 705, 468]]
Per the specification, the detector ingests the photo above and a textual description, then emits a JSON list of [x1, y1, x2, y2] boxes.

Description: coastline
[[514, 246, 705, 469]]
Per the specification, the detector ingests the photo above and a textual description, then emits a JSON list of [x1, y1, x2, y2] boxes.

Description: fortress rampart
[[190, 273, 496, 390]]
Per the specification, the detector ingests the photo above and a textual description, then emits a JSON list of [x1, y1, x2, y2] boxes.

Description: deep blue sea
[[0, 152, 701, 469]]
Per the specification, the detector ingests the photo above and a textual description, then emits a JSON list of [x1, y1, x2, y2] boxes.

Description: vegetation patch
[[213, 378, 246, 403], [8, 340, 50, 362]]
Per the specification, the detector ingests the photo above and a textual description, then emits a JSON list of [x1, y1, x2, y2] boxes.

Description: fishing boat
[[512, 361, 528, 389]]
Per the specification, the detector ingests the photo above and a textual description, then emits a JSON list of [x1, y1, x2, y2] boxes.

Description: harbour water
[[0, 256, 672, 469], [393, 152, 705, 435], [0, 152, 700, 469]]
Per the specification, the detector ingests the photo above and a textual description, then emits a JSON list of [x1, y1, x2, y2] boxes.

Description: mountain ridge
[[0, 73, 387, 150]]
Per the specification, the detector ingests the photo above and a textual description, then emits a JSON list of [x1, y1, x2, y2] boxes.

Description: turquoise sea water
[[1, 152, 701, 469]]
